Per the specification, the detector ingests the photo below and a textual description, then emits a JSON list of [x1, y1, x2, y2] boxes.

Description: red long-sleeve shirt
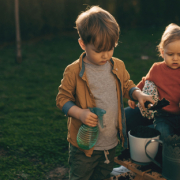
[[137, 61, 180, 114]]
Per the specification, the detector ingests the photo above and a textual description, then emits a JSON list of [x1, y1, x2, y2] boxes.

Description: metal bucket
[[145, 135, 180, 180]]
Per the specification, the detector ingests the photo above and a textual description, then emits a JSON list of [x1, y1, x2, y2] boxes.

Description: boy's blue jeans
[[125, 106, 180, 141]]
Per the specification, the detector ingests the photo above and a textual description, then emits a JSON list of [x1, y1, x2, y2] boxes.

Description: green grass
[[0, 28, 163, 179]]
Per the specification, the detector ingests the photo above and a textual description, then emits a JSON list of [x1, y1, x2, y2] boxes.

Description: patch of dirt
[[111, 171, 136, 180], [136, 162, 162, 174], [130, 125, 160, 138], [47, 167, 69, 180], [117, 171, 136, 180]]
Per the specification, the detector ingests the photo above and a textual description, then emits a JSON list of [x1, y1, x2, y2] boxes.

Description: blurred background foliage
[[1, 0, 180, 44]]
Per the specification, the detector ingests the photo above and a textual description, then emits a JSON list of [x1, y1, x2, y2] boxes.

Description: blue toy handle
[[88, 107, 106, 128]]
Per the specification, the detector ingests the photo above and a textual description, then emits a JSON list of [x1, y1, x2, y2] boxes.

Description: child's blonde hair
[[157, 23, 180, 57], [75, 6, 120, 52]]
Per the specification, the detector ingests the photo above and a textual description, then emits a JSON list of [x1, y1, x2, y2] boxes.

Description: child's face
[[78, 39, 114, 66], [161, 40, 180, 69]]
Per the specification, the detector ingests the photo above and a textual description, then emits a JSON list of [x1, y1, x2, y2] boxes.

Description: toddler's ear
[[160, 49, 164, 58], [78, 38, 86, 50]]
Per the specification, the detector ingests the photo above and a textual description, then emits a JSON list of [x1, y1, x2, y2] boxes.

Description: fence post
[[15, 0, 22, 63]]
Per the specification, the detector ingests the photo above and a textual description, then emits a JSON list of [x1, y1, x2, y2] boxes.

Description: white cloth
[[110, 166, 130, 176]]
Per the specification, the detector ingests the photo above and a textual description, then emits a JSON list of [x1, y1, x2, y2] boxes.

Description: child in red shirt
[[111, 23, 180, 176], [128, 23, 180, 141]]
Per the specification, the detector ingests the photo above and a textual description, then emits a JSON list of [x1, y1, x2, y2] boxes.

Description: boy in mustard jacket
[[56, 6, 154, 180]]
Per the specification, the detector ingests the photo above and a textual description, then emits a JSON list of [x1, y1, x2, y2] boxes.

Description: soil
[[163, 135, 180, 159], [130, 125, 161, 138], [115, 171, 136, 180], [47, 166, 69, 180], [164, 134, 180, 147]]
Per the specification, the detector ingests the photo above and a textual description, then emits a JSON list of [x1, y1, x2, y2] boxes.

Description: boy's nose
[[102, 52, 108, 59]]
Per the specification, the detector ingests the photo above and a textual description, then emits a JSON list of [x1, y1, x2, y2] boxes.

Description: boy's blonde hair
[[75, 6, 120, 52], [157, 23, 180, 57]]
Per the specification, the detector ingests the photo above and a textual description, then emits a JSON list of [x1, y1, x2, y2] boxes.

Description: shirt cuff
[[129, 87, 140, 101], [62, 101, 76, 116]]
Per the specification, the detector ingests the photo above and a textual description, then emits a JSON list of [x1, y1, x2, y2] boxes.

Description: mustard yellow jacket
[[56, 52, 137, 157]]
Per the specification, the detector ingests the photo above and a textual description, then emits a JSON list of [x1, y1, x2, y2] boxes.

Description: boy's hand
[[128, 100, 137, 109], [67, 106, 98, 127], [79, 109, 98, 127], [132, 90, 154, 110]]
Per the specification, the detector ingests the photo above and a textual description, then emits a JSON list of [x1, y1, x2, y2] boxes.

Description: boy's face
[[161, 40, 180, 69], [78, 39, 114, 66]]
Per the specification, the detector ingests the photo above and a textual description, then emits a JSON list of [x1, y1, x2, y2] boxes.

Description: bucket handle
[[145, 139, 163, 168]]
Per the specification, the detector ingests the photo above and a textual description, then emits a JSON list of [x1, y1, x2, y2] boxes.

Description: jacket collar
[[79, 52, 115, 78], [79, 52, 86, 78], [110, 58, 114, 66]]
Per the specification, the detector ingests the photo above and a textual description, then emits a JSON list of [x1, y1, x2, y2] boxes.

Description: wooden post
[[15, 0, 22, 63]]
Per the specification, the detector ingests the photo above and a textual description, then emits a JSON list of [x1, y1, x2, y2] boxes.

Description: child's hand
[[79, 109, 98, 127], [68, 106, 98, 127], [137, 93, 154, 110], [132, 90, 154, 110], [128, 100, 137, 109]]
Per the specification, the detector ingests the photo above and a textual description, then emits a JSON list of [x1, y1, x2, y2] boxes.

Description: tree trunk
[[15, 0, 22, 63]]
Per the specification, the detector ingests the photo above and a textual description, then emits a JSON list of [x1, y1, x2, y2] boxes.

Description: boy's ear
[[78, 38, 86, 51], [160, 49, 164, 58]]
